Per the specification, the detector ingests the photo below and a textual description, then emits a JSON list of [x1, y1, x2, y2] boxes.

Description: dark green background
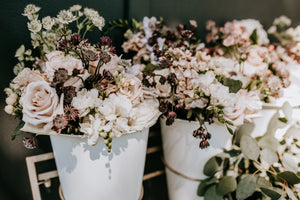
[[0, 0, 300, 199]]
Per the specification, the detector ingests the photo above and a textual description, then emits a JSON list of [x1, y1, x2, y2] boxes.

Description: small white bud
[[4, 105, 14, 115]]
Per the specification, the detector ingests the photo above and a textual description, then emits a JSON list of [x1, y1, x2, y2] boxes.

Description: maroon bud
[[159, 76, 167, 85], [58, 40, 68, 51], [71, 33, 82, 47], [23, 137, 36, 149], [204, 132, 211, 140], [199, 140, 210, 149], [166, 111, 177, 126], [174, 104, 184, 111], [142, 78, 151, 87]]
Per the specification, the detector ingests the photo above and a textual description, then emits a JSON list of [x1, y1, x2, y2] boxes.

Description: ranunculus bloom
[[20, 81, 63, 134], [44, 51, 83, 81]]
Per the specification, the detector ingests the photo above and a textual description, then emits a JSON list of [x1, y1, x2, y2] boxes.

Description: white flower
[[143, 16, 157, 39], [42, 16, 55, 30], [273, 15, 291, 27], [238, 19, 269, 45], [129, 99, 161, 131], [13, 62, 25, 75], [100, 54, 124, 74], [267, 26, 277, 34], [72, 89, 102, 117], [23, 4, 40, 19], [99, 94, 132, 120], [15, 45, 25, 60], [187, 98, 208, 108], [44, 51, 83, 81], [11, 68, 45, 90], [117, 74, 143, 106], [79, 113, 106, 146], [6, 93, 18, 105], [4, 105, 14, 115], [57, 10, 76, 24], [126, 64, 142, 76], [27, 19, 42, 33], [20, 81, 63, 133], [84, 8, 100, 19], [69, 5, 82, 12], [91, 16, 105, 30]]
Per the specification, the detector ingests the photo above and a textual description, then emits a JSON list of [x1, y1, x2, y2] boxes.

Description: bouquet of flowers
[[114, 17, 266, 148], [4, 4, 160, 151], [205, 19, 291, 103]]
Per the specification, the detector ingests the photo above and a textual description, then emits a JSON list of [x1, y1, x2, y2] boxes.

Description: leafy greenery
[[198, 132, 300, 200], [11, 120, 25, 140]]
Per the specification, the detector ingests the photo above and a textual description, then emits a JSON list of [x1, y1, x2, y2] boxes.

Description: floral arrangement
[[4, 4, 160, 151], [198, 112, 300, 200], [112, 17, 267, 148]]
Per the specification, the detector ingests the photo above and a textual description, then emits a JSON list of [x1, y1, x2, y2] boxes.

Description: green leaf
[[256, 176, 272, 188], [257, 135, 279, 152], [260, 187, 281, 200], [240, 135, 260, 161], [204, 185, 222, 200], [216, 176, 237, 196], [203, 157, 220, 177], [11, 121, 25, 140], [187, 109, 193, 119], [266, 112, 286, 135], [197, 177, 217, 196], [143, 63, 162, 72], [236, 175, 256, 200], [278, 117, 288, 123], [226, 125, 234, 135], [220, 77, 243, 93], [260, 148, 278, 165], [277, 171, 300, 185], [250, 29, 258, 45]]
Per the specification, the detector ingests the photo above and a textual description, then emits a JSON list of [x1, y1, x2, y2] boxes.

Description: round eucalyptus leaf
[[236, 175, 256, 200], [204, 185, 222, 200], [260, 148, 278, 165], [203, 157, 220, 177], [240, 135, 260, 161], [216, 176, 237, 196], [257, 135, 279, 152]]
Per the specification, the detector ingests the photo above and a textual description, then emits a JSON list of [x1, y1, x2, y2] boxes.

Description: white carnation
[[273, 15, 291, 27], [84, 8, 100, 19], [72, 89, 102, 117]]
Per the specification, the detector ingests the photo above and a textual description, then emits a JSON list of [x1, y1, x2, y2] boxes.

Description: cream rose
[[20, 81, 63, 134], [117, 74, 143, 106], [44, 51, 83, 81]]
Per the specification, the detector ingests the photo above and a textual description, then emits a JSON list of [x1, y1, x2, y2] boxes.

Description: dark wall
[[1, 0, 300, 199]]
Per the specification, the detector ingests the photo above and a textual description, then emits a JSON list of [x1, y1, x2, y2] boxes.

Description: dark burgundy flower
[[22, 137, 36, 149], [58, 40, 68, 51], [159, 76, 167, 84], [52, 114, 69, 132], [199, 140, 210, 149], [71, 33, 82, 47], [99, 51, 111, 63], [63, 86, 76, 104], [64, 105, 79, 121], [167, 73, 177, 87], [159, 100, 170, 113], [142, 77, 151, 87], [166, 111, 177, 125], [98, 36, 112, 47], [83, 50, 99, 61]]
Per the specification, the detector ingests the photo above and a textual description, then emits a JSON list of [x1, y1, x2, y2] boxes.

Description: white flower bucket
[[50, 128, 149, 200], [160, 118, 232, 200]]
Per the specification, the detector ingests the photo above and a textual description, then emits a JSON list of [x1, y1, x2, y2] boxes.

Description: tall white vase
[[160, 118, 232, 200], [50, 128, 149, 200]]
